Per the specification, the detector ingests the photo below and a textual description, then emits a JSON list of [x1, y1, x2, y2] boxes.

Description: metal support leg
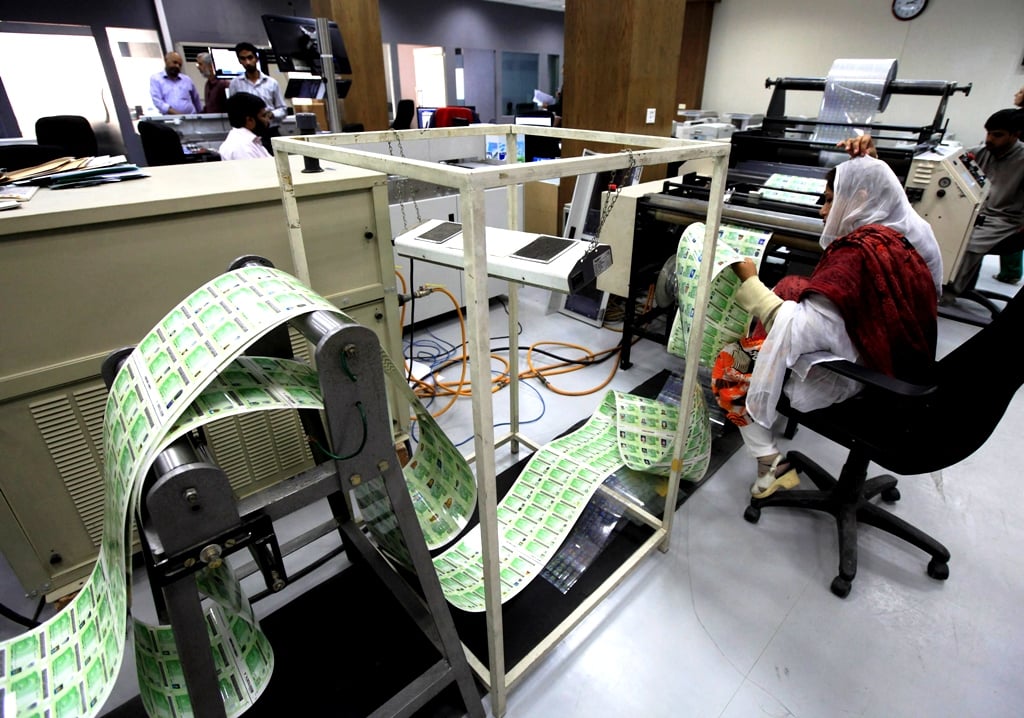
[[160, 578, 228, 718]]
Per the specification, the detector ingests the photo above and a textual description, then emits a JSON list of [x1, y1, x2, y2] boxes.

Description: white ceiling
[[481, 0, 566, 13]]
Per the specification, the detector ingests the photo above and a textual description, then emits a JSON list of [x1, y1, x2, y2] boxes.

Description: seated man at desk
[[218, 92, 272, 161], [150, 51, 201, 115]]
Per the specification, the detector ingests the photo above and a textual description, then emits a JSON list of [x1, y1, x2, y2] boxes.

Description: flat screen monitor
[[417, 107, 436, 129], [283, 78, 353, 100], [261, 14, 352, 75], [514, 113, 553, 127], [210, 47, 245, 77], [284, 78, 323, 99], [516, 112, 558, 161]]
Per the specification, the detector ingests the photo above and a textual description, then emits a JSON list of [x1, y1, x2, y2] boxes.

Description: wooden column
[[675, 0, 718, 113], [312, 0, 389, 131], [559, 0, 688, 212]]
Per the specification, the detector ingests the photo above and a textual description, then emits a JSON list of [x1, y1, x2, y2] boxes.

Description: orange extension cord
[[396, 270, 637, 417]]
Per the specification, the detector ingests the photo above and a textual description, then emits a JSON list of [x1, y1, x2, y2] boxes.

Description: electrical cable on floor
[[407, 369, 548, 449], [394, 270, 648, 430]]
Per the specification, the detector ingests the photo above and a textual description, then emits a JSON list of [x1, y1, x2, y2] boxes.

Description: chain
[[386, 130, 422, 230], [591, 148, 637, 245]]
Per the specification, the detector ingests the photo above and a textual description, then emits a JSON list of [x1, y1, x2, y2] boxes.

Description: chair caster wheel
[[927, 559, 949, 581], [830, 575, 852, 598], [744, 505, 761, 523], [881, 487, 901, 503]]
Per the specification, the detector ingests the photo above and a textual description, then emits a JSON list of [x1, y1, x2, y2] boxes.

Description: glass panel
[[0, 28, 114, 141], [462, 48, 497, 123], [501, 51, 539, 117], [412, 46, 446, 107], [546, 54, 561, 97], [106, 27, 163, 118]]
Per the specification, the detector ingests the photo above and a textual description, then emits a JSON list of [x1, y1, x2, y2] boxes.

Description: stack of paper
[[0, 154, 144, 189], [0, 156, 84, 184]]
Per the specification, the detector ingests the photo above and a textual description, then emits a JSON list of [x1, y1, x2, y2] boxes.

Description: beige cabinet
[[0, 157, 403, 598]]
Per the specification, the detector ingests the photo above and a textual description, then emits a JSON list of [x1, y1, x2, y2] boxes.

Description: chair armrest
[[816, 359, 937, 398]]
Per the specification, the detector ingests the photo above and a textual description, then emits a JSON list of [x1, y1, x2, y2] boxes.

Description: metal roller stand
[[103, 257, 484, 718]]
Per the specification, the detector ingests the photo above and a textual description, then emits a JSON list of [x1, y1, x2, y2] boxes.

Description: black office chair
[[138, 121, 187, 166], [34, 115, 98, 158], [138, 121, 219, 166], [746, 286, 1024, 598], [391, 99, 415, 130], [0, 143, 67, 171]]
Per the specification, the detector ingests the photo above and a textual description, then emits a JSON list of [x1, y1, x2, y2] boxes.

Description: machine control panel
[[958, 151, 987, 188], [907, 145, 989, 282]]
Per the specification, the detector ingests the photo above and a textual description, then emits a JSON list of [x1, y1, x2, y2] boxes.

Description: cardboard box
[[524, 180, 560, 236]]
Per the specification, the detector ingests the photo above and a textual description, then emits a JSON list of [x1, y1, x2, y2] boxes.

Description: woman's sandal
[[751, 454, 800, 499]]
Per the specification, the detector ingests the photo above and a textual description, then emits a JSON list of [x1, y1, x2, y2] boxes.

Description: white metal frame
[[271, 124, 729, 717]]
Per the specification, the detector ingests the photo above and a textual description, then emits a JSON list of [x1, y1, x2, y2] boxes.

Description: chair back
[[781, 286, 1024, 475], [928, 285, 1024, 462], [138, 121, 186, 166], [0, 143, 67, 171], [391, 99, 415, 130], [34, 115, 98, 158], [430, 107, 474, 128]]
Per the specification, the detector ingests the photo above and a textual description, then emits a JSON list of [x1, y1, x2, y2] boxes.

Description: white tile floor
[[3, 256, 1022, 718]]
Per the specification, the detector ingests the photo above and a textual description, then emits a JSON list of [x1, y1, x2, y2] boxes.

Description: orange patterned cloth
[[710, 336, 764, 427]]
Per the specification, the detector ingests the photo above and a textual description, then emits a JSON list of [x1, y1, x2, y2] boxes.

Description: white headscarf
[[820, 155, 943, 293]]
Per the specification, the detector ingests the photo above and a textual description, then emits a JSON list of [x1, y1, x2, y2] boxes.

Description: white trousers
[[738, 420, 778, 459]]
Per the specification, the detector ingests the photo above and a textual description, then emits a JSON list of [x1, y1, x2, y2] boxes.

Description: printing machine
[[642, 71, 985, 286], [672, 118, 736, 142], [140, 113, 233, 153], [615, 69, 986, 367]]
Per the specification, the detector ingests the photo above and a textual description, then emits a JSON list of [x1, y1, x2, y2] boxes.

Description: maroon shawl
[[774, 224, 937, 380]]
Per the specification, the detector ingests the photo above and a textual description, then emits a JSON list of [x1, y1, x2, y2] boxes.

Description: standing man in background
[[942, 108, 1024, 301], [993, 85, 1024, 284], [196, 52, 229, 114], [228, 42, 287, 153], [150, 51, 201, 115]]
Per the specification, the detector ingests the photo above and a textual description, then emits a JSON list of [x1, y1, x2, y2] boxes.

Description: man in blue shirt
[[149, 51, 201, 115]]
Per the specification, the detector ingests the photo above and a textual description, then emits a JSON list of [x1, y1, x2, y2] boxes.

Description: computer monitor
[[513, 113, 553, 127], [417, 107, 437, 129], [283, 78, 353, 100], [515, 111, 558, 162], [284, 78, 323, 99], [210, 47, 245, 77], [261, 14, 352, 75]]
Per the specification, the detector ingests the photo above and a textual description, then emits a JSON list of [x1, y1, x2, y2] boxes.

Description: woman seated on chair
[[723, 144, 943, 499]]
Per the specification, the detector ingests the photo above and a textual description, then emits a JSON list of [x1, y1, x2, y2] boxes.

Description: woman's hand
[[836, 135, 878, 158], [730, 258, 758, 282]]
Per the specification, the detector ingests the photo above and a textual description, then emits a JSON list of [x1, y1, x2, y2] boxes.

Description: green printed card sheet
[[668, 222, 773, 365]]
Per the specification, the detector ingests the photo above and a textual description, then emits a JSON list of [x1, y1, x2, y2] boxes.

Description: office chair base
[[744, 450, 950, 598], [938, 288, 1013, 327]]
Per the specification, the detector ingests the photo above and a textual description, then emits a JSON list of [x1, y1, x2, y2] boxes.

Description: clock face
[[892, 0, 928, 20]]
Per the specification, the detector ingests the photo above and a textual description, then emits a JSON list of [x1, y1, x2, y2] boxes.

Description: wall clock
[[892, 0, 928, 21]]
